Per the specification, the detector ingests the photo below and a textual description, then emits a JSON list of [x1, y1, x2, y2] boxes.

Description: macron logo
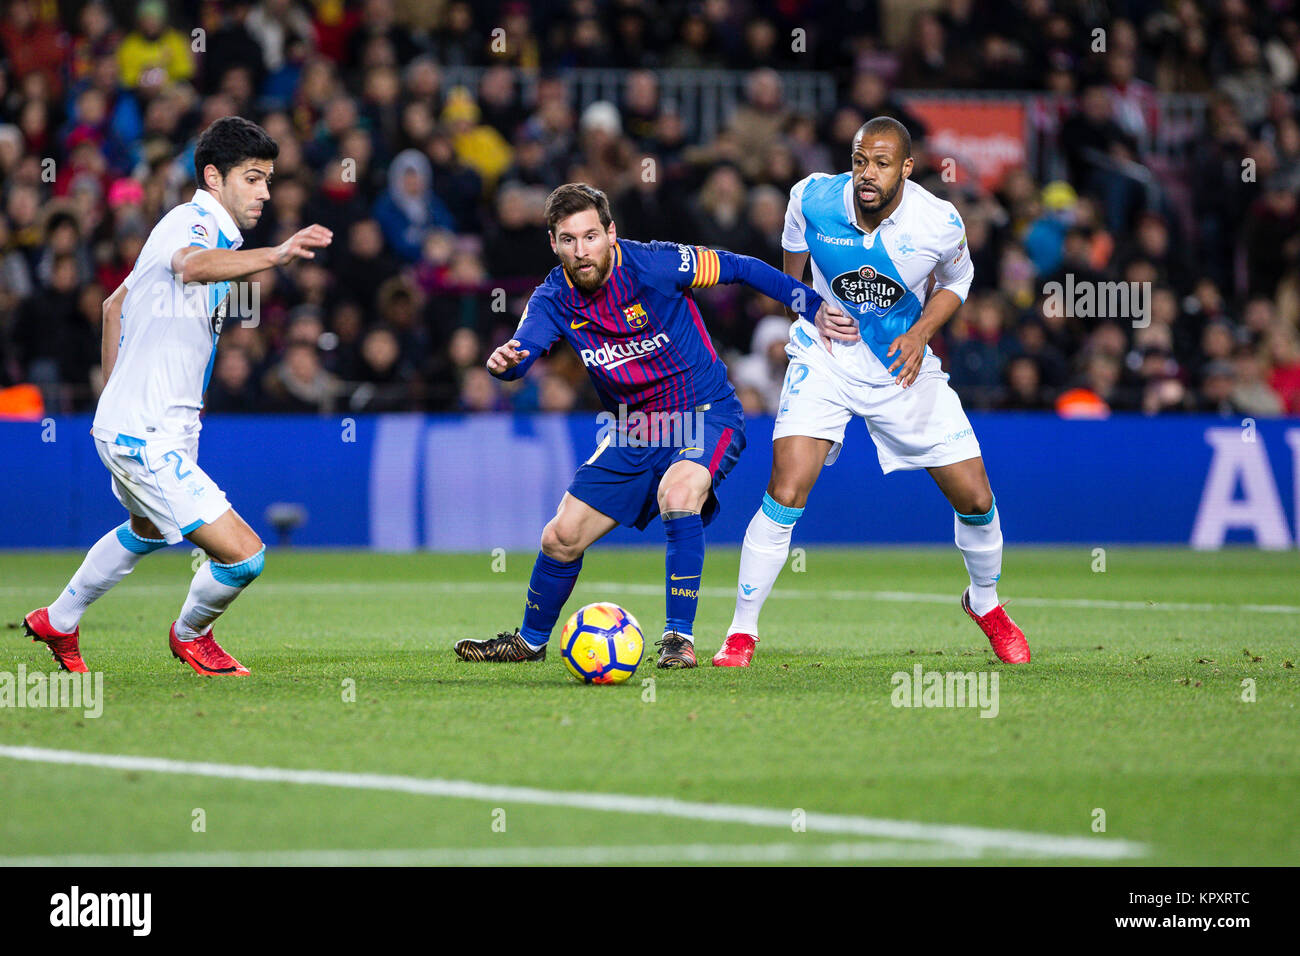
[[580, 333, 671, 371], [50, 886, 151, 936]]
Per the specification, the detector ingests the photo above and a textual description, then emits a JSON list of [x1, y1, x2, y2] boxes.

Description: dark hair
[[193, 116, 279, 185], [44, 210, 79, 238], [854, 116, 912, 158], [545, 182, 612, 235]]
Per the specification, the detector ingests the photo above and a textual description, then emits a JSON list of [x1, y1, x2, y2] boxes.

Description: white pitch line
[[0, 841, 998, 867], [5, 577, 1297, 614], [0, 745, 1146, 860]]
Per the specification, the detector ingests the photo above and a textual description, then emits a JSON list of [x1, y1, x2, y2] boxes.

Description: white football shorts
[[94, 433, 232, 544], [773, 346, 982, 474]]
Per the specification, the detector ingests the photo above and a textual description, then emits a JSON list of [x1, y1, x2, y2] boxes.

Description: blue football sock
[[663, 512, 705, 638], [519, 551, 582, 648]]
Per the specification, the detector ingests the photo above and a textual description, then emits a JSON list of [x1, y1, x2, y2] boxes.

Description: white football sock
[[175, 547, 265, 640], [48, 523, 167, 632], [955, 501, 1002, 616], [728, 494, 802, 637]]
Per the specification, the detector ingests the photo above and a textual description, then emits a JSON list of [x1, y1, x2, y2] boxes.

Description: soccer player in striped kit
[[454, 183, 839, 668]]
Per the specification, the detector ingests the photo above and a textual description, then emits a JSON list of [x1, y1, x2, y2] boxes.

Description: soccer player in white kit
[[23, 116, 332, 676], [713, 118, 1031, 667]]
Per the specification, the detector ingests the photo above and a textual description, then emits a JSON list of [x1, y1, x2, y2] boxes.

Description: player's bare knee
[[541, 520, 583, 563], [959, 488, 994, 516], [766, 482, 809, 510], [658, 481, 703, 515]]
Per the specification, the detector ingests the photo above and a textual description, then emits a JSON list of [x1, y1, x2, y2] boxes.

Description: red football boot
[[712, 633, 758, 667], [23, 608, 89, 673], [169, 623, 249, 676], [962, 589, 1031, 663]]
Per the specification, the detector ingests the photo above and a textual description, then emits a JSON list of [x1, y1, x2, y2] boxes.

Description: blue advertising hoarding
[[3, 413, 1298, 550]]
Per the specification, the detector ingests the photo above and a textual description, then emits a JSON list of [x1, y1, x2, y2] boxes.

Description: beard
[[565, 247, 613, 292], [854, 176, 902, 216]]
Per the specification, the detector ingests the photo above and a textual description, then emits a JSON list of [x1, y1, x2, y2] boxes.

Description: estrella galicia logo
[[830, 265, 906, 315]]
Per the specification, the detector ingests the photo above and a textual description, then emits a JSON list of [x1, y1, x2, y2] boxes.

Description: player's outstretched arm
[[170, 224, 333, 284], [704, 247, 829, 321]]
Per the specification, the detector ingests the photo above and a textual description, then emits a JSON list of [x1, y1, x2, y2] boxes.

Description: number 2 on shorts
[[159, 450, 193, 481]]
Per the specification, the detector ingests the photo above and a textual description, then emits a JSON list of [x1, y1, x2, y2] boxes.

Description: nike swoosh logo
[[570, 319, 590, 329], [740, 585, 756, 595], [670, 574, 700, 581], [677, 447, 702, 456]]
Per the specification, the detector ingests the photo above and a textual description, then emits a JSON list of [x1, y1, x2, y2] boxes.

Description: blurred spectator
[[458, 365, 505, 411], [371, 148, 456, 262], [346, 0, 420, 69], [537, 372, 578, 412], [1, 0, 67, 99], [349, 326, 419, 412], [899, 12, 976, 90], [116, 0, 194, 90], [12, 252, 81, 393], [622, 70, 662, 150], [1001, 356, 1049, 410], [1059, 83, 1143, 232], [691, 164, 753, 252], [1196, 360, 1240, 415], [247, 0, 315, 83], [261, 341, 340, 413], [484, 183, 555, 281], [425, 125, 484, 234], [202, 3, 266, 96], [442, 86, 513, 190], [206, 347, 262, 413], [333, 218, 400, 315], [1242, 171, 1300, 299], [948, 294, 1015, 408], [729, 315, 791, 414], [1231, 347, 1285, 417], [723, 70, 790, 181], [1265, 324, 1300, 415]]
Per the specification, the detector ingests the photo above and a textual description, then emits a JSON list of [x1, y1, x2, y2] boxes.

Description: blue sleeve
[[712, 249, 823, 320], [634, 241, 821, 319], [492, 294, 562, 381]]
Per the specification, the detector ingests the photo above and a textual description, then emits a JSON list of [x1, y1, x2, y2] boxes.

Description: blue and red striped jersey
[[497, 239, 820, 413]]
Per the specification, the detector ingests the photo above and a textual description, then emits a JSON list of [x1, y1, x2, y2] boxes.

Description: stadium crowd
[[1, 0, 1299, 418]]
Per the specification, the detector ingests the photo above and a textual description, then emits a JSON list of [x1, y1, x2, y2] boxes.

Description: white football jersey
[[92, 189, 244, 444], [782, 174, 973, 386]]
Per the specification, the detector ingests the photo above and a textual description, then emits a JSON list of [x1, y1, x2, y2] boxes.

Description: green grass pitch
[[1, 546, 1296, 865]]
